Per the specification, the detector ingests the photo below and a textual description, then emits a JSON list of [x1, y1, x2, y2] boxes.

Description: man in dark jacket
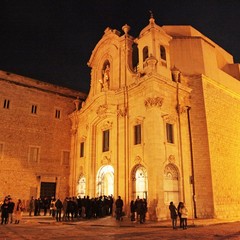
[[55, 198, 63, 222], [1, 198, 9, 224], [115, 196, 123, 221]]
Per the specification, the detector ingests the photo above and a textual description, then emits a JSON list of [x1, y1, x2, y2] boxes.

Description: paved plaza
[[0, 214, 240, 239]]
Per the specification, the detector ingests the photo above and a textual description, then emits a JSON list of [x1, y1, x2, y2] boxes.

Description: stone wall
[[0, 71, 85, 204]]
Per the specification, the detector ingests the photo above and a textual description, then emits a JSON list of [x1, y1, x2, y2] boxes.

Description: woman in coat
[[14, 199, 24, 224], [179, 202, 188, 229]]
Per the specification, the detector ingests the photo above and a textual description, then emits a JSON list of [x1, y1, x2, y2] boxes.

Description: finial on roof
[[122, 24, 131, 35], [149, 10, 153, 19], [149, 10, 155, 24]]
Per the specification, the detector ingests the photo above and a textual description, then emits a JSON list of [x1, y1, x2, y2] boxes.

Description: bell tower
[[134, 12, 172, 79]]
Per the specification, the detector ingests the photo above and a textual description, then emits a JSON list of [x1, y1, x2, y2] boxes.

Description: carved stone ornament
[[101, 121, 113, 130], [168, 155, 175, 164], [101, 155, 111, 165], [135, 116, 144, 125], [176, 95, 191, 114], [71, 128, 77, 135], [73, 97, 81, 111], [117, 107, 127, 117], [96, 104, 107, 116], [164, 164, 178, 180], [134, 156, 142, 165], [176, 104, 188, 114], [144, 97, 163, 108], [162, 114, 176, 124], [80, 135, 87, 142]]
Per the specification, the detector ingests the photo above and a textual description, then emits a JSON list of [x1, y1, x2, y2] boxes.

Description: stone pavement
[[20, 213, 239, 228], [1, 214, 240, 240]]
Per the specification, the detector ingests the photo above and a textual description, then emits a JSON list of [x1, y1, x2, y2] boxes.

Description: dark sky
[[1, 0, 239, 93]]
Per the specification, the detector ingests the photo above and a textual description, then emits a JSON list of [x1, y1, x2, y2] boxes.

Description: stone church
[[69, 15, 240, 220], [1, 15, 240, 220]]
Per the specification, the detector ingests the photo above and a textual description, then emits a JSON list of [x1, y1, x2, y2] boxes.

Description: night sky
[[1, 0, 239, 93]]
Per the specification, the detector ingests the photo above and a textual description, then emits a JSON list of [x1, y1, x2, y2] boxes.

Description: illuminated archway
[[77, 176, 86, 198], [132, 165, 148, 200], [163, 164, 179, 204], [96, 165, 114, 197]]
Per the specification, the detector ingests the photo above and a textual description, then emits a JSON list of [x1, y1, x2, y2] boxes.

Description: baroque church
[[69, 15, 240, 220], [1, 15, 240, 220]]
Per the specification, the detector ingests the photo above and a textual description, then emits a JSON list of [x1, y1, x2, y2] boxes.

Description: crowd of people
[[0, 196, 24, 224], [2, 195, 187, 227], [0, 195, 116, 224], [130, 196, 148, 224], [28, 195, 115, 221], [169, 201, 188, 230], [1, 194, 148, 225]]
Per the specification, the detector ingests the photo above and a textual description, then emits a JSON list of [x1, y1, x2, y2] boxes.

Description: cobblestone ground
[[0, 215, 239, 240]]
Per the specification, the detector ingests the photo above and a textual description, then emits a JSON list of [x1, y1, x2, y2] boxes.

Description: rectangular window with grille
[[80, 142, 84, 158], [0, 143, 3, 160], [31, 105, 37, 114], [166, 123, 174, 143], [134, 124, 141, 145], [29, 146, 40, 163], [3, 99, 10, 109], [55, 109, 61, 119], [102, 129, 109, 152]]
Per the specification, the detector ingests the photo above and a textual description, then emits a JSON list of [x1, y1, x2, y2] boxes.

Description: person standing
[[135, 196, 141, 222], [55, 198, 63, 222], [130, 200, 136, 221], [142, 198, 147, 223], [14, 199, 24, 224], [138, 199, 145, 224], [42, 197, 49, 216], [50, 197, 56, 218], [62, 197, 68, 221], [177, 202, 184, 228], [1, 198, 9, 224], [179, 202, 188, 229], [115, 196, 123, 221], [8, 198, 15, 224], [29, 196, 34, 216], [169, 201, 178, 229]]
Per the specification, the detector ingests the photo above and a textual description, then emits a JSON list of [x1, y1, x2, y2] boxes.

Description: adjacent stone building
[[0, 70, 86, 205], [69, 15, 240, 220]]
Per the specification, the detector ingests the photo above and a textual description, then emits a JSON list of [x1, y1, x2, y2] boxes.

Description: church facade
[[69, 16, 240, 220]]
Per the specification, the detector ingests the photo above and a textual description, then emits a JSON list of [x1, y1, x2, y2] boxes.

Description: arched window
[[96, 165, 114, 197], [143, 46, 149, 62], [132, 43, 139, 72], [160, 45, 166, 61], [132, 164, 148, 200], [77, 176, 86, 198], [163, 164, 179, 204]]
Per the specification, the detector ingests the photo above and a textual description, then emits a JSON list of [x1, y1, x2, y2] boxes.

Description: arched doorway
[[77, 176, 86, 198], [96, 165, 114, 197], [163, 164, 179, 204], [132, 165, 148, 200]]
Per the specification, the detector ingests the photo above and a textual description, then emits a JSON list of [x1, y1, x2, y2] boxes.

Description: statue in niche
[[101, 64, 110, 90]]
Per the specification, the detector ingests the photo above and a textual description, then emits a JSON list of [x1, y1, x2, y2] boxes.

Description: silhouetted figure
[[169, 201, 178, 229]]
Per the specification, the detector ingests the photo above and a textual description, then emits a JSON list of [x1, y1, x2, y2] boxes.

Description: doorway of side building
[[132, 165, 148, 200], [96, 165, 114, 197], [40, 182, 56, 199]]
